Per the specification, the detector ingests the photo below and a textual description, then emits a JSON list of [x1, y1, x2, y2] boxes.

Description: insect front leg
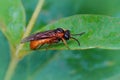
[[61, 38, 70, 49]]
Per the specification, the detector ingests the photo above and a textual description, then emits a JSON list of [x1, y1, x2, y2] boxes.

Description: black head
[[56, 28, 64, 33], [64, 30, 70, 40]]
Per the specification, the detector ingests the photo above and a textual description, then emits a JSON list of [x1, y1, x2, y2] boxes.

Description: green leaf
[[1, 0, 120, 80], [75, 0, 120, 16], [36, 15, 120, 50], [12, 50, 59, 80], [5, 49, 120, 80], [0, 0, 26, 51], [22, 0, 120, 31], [32, 49, 120, 80], [0, 32, 10, 79]]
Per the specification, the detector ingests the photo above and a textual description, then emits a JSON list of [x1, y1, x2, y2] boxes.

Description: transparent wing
[[21, 29, 57, 43]]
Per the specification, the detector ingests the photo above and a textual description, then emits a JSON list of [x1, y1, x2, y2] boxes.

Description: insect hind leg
[[37, 44, 44, 49]]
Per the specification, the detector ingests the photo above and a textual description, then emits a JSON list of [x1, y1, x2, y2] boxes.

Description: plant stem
[[22, 0, 44, 38], [4, 0, 44, 80], [4, 58, 19, 80], [16, 0, 44, 56]]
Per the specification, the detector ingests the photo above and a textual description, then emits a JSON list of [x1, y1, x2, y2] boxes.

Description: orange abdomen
[[30, 40, 40, 50], [30, 38, 54, 50]]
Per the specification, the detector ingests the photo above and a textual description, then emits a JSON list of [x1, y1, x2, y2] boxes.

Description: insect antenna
[[71, 32, 85, 36], [70, 32, 85, 46], [70, 37, 80, 46]]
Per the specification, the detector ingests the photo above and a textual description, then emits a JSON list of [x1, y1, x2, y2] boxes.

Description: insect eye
[[56, 28, 64, 33], [64, 30, 70, 40]]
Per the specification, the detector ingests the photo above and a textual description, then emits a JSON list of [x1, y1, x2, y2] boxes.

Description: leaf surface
[[38, 15, 120, 50], [0, 0, 25, 51]]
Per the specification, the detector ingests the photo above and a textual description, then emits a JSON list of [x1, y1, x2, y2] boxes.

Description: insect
[[21, 28, 85, 50]]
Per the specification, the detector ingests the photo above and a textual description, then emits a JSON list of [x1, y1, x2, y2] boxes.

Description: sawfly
[[21, 28, 85, 50]]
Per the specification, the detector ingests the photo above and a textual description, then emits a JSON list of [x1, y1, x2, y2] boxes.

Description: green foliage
[[0, 32, 10, 79], [0, 0, 25, 51], [34, 50, 120, 80], [39, 15, 120, 50], [0, 0, 120, 80]]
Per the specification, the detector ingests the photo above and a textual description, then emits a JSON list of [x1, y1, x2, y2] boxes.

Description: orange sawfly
[[21, 28, 85, 50]]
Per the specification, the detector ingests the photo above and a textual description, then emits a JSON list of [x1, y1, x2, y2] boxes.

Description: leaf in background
[[77, 0, 120, 16], [21, 0, 85, 32], [0, 32, 10, 79], [33, 49, 120, 80], [0, 0, 26, 79], [8, 49, 120, 80], [22, 0, 120, 33], [36, 15, 120, 50], [12, 50, 59, 80], [0, 0, 26, 52]]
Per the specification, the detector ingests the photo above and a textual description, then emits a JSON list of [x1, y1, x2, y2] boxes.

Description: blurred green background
[[22, 0, 120, 32], [1, 0, 120, 80]]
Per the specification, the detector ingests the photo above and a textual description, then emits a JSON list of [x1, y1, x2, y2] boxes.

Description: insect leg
[[45, 44, 52, 50], [70, 37, 80, 46], [61, 38, 70, 49], [38, 44, 44, 49]]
